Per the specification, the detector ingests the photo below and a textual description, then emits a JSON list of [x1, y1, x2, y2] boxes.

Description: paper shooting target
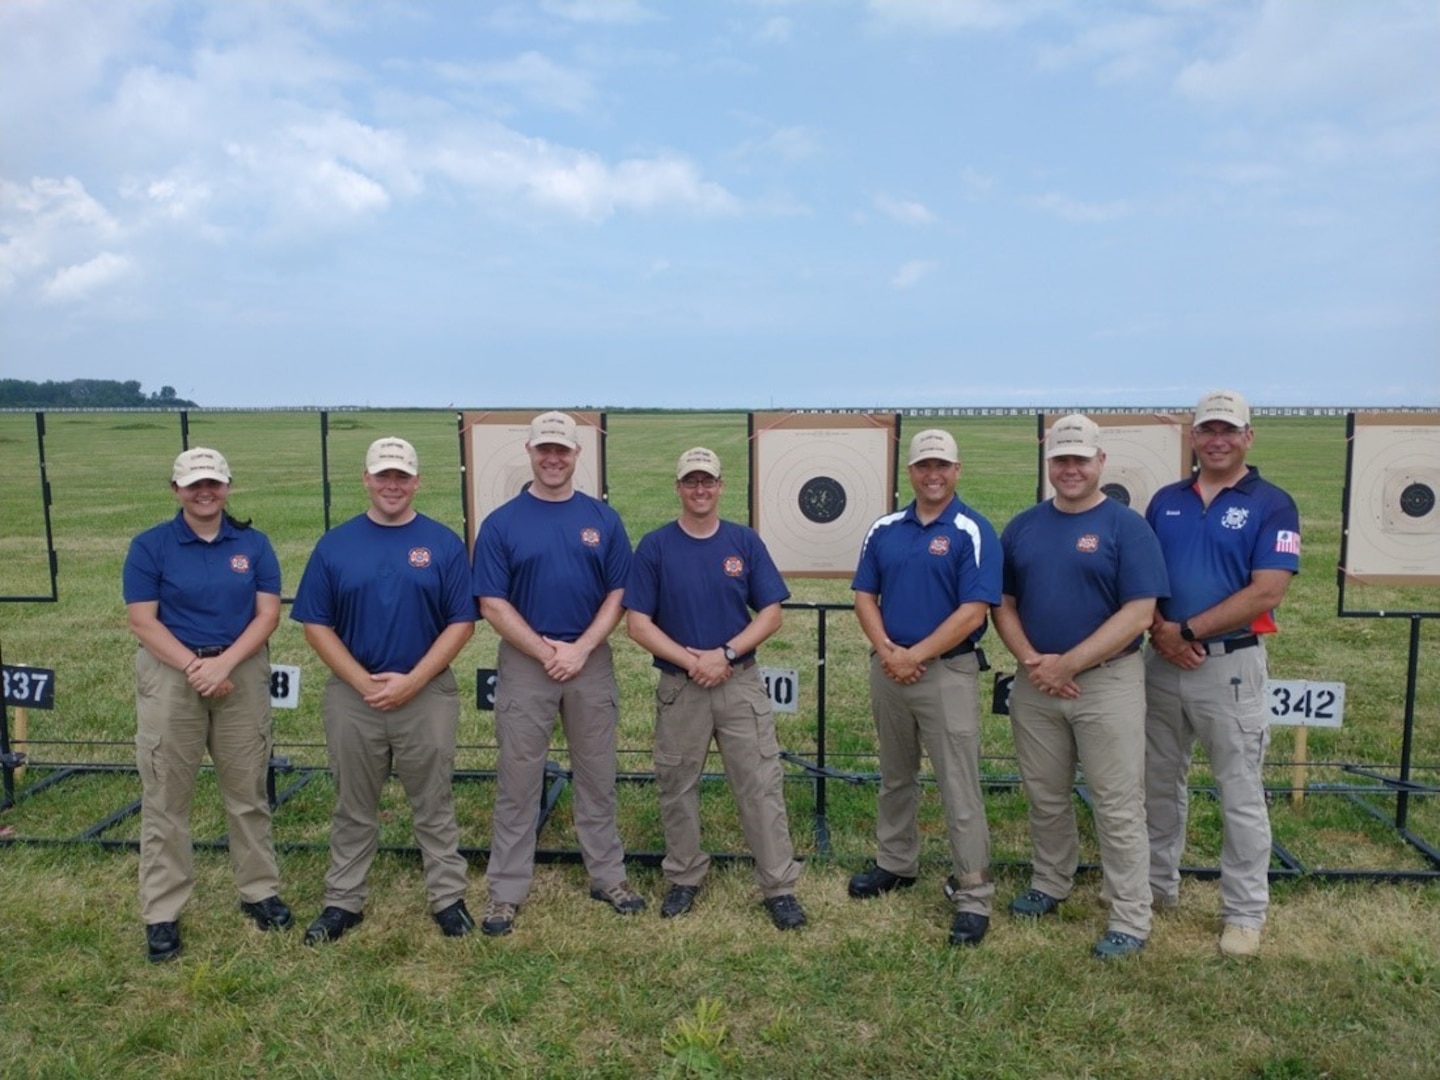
[[751, 413, 898, 578], [1343, 414, 1440, 584], [460, 411, 604, 549], [1040, 413, 1190, 516]]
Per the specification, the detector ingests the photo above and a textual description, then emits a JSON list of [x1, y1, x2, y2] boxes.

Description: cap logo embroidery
[[409, 547, 432, 568], [1076, 534, 1099, 553], [723, 556, 744, 577], [1221, 507, 1250, 531], [580, 527, 601, 547], [229, 555, 250, 573], [929, 536, 951, 556]]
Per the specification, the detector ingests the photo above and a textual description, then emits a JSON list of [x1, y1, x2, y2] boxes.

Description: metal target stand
[[4, 408, 1438, 885]]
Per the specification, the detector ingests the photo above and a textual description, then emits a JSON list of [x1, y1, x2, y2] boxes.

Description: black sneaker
[[848, 863, 916, 899], [660, 884, 699, 919], [949, 911, 989, 947], [763, 894, 807, 931], [145, 921, 182, 963], [240, 895, 294, 931], [303, 906, 364, 946], [433, 899, 475, 937]]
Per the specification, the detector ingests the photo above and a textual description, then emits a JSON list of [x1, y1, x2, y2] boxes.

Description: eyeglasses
[[679, 476, 720, 490]]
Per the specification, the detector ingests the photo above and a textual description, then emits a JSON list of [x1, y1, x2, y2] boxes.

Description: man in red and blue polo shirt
[[1144, 390, 1300, 959]]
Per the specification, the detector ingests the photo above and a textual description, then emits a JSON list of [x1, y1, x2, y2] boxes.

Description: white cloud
[[874, 193, 937, 226], [1033, 191, 1130, 223], [755, 17, 794, 44], [866, 0, 1048, 33], [0, 176, 124, 296], [435, 51, 598, 114], [891, 259, 938, 289], [538, 0, 658, 26], [41, 251, 135, 304]]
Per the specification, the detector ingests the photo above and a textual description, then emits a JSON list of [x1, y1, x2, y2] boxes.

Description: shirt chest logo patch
[[723, 555, 745, 577], [1076, 534, 1099, 553], [229, 555, 250, 573], [929, 536, 950, 556], [409, 547, 432, 568], [1221, 507, 1250, 530], [580, 527, 601, 547]]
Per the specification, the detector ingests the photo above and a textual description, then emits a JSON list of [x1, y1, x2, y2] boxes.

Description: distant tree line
[[0, 379, 198, 408]]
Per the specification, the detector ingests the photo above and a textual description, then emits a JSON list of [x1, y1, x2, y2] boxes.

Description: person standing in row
[[123, 447, 291, 962], [625, 447, 807, 930], [993, 415, 1169, 960], [472, 411, 642, 937], [849, 429, 1002, 947], [1145, 390, 1300, 958], [292, 436, 476, 944]]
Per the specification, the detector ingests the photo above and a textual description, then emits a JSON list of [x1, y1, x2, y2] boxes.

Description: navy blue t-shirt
[[625, 519, 789, 673], [472, 490, 631, 641], [291, 512, 474, 673], [1002, 497, 1169, 655]]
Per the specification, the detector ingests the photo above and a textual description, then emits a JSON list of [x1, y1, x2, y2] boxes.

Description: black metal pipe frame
[[5, 748, 1438, 882]]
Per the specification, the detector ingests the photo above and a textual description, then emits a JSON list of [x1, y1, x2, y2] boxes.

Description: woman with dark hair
[[123, 447, 291, 962]]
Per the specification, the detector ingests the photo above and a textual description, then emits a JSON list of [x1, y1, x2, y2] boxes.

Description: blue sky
[[2, 0, 1437, 410]]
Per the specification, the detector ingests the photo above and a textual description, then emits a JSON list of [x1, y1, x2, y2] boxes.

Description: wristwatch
[[722, 645, 739, 664], [1179, 621, 1197, 642]]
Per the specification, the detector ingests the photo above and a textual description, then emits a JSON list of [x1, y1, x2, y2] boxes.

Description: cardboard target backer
[[1040, 412, 1190, 516], [1342, 413, 1440, 585], [460, 411, 605, 549], [750, 412, 898, 578]]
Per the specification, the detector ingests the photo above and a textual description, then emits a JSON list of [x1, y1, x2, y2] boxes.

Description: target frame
[[749, 412, 899, 578], [1037, 411, 1191, 515], [459, 410, 606, 550], [1339, 412, 1440, 603]]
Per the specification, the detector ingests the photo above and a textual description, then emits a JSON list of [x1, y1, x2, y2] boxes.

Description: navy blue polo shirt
[[1145, 466, 1300, 634], [851, 495, 1002, 647], [122, 511, 281, 649]]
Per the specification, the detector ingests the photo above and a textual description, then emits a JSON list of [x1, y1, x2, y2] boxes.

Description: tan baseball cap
[[1194, 390, 1251, 428], [172, 447, 231, 486], [676, 447, 722, 479], [365, 436, 419, 476], [529, 411, 579, 449], [907, 429, 959, 465], [1045, 414, 1102, 459]]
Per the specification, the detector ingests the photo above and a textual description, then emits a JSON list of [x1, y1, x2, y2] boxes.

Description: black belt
[[939, 641, 976, 660], [663, 656, 756, 678], [1200, 635, 1259, 657], [1084, 642, 1141, 673], [191, 645, 228, 658]]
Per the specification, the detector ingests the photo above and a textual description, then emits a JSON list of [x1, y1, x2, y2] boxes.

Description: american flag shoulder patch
[[1275, 530, 1301, 555]]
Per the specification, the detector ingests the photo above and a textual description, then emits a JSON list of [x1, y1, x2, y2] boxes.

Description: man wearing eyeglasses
[[472, 411, 642, 937], [624, 447, 806, 931], [1144, 390, 1300, 958]]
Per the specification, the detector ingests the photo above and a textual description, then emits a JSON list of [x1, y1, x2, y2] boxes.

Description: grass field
[[1, 408, 1438, 1079]]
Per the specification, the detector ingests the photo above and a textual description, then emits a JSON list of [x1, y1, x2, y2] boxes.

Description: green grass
[[1, 408, 1438, 1079]]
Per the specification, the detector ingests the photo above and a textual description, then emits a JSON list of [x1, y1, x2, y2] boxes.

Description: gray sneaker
[[1093, 930, 1146, 960], [589, 880, 647, 915], [481, 900, 517, 937]]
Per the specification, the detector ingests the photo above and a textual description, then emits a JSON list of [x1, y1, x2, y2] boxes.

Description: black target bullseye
[[1399, 482, 1435, 519], [1101, 483, 1131, 507], [798, 476, 847, 524]]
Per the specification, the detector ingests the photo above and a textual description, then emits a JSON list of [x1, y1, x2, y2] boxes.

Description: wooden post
[[13, 704, 27, 782], [1290, 724, 1308, 807]]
